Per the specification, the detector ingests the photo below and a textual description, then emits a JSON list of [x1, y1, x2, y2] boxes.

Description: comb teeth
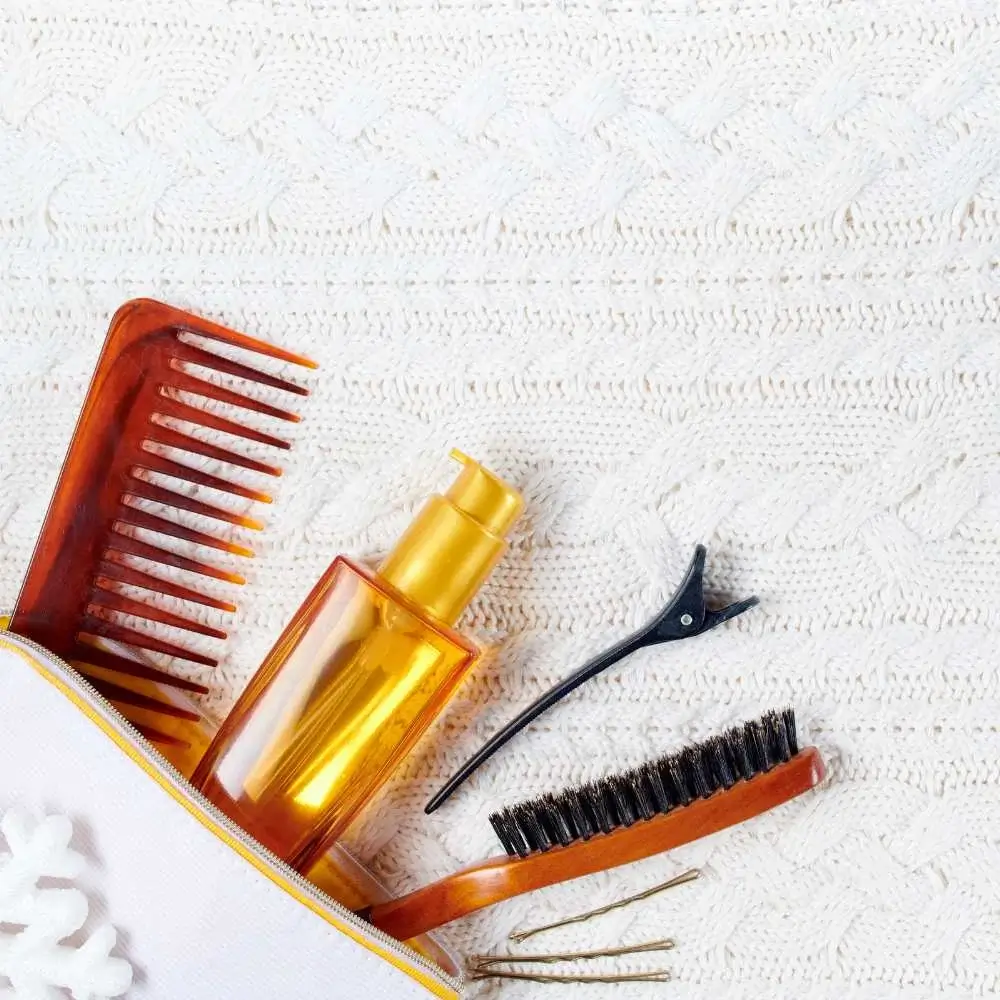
[[174, 325, 317, 369], [156, 395, 292, 451], [80, 616, 219, 667], [89, 585, 228, 640], [135, 453, 274, 504], [116, 505, 254, 558], [124, 480, 264, 531], [9, 300, 315, 747], [145, 424, 283, 478], [97, 559, 238, 613], [168, 367, 302, 423], [84, 675, 202, 722], [106, 531, 246, 584], [173, 340, 311, 397], [69, 642, 209, 694], [489, 709, 801, 858]]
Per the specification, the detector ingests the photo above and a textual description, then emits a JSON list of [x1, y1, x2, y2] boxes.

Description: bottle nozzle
[[377, 452, 523, 626], [445, 449, 523, 538]]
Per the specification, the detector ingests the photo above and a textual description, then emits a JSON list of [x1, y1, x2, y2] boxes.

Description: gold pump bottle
[[192, 451, 523, 874]]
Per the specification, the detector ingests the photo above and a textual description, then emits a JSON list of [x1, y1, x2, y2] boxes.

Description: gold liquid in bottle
[[193, 451, 522, 873]]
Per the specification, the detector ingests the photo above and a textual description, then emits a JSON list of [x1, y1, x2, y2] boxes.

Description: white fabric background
[[2, 2, 1000, 997]]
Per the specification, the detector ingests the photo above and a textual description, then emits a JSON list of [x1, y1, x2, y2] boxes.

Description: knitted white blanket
[[1, 2, 998, 997]]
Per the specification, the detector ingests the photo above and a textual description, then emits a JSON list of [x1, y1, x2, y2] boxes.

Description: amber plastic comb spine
[[10, 299, 316, 743]]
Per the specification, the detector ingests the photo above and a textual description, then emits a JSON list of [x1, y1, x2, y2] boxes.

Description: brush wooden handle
[[367, 747, 825, 941]]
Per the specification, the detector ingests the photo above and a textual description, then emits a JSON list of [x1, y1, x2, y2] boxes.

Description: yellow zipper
[[0, 629, 463, 999]]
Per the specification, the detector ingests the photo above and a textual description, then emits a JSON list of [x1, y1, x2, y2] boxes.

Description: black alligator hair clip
[[425, 544, 758, 814]]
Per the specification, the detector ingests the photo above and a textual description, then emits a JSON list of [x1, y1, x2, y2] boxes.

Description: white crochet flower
[[0, 808, 132, 1000]]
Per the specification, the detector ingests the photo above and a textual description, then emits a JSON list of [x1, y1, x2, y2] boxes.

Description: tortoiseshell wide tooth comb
[[11, 299, 316, 746]]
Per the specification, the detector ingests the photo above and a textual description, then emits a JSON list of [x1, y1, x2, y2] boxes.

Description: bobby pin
[[509, 868, 700, 943], [469, 969, 672, 985], [472, 937, 675, 968]]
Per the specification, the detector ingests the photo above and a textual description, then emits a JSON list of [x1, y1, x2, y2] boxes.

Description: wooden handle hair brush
[[366, 709, 824, 941]]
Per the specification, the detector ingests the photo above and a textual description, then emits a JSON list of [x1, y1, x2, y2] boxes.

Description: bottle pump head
[[377, 450, 523, 626]]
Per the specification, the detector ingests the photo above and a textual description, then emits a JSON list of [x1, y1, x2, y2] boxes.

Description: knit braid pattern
[[1, 2, 998, 996]]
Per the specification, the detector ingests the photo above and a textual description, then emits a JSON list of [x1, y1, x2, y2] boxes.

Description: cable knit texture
[[1, 2, 999, 997]]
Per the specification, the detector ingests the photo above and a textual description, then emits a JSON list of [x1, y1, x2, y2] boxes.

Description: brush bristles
[[489, 709, 800, 858]]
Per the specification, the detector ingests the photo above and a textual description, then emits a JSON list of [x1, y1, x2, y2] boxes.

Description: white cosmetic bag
[[0, 630, 463, 999]]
